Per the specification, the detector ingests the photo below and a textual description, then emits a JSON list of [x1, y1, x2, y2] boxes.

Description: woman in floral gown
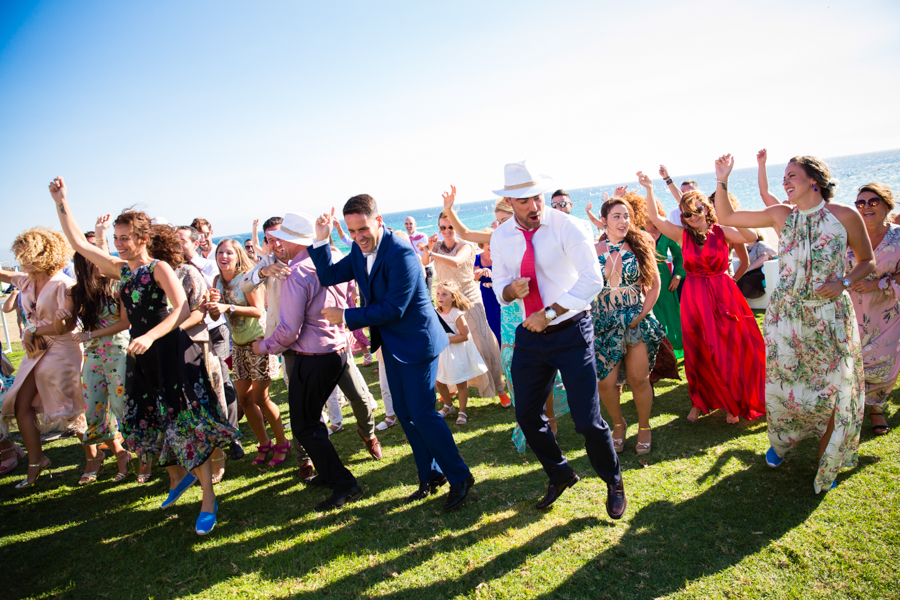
[[713, 154, 873, 493], [846, 182, 899, 436], [591, 198, 664, 455], [50, 176, 239, 534]]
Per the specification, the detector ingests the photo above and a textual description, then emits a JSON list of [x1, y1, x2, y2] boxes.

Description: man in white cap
[[250, 212, 363, 511], [490, 160, 627, 519]]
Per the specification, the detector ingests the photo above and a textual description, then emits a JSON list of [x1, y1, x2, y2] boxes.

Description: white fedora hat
[[492, 160, 556, 198], [266, 212, 316, 246]]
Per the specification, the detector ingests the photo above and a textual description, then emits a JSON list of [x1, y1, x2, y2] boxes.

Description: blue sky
[[2, 0, 899, 261]]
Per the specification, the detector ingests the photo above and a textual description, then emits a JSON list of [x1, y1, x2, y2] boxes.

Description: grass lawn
[[1, 311, 898, 599]]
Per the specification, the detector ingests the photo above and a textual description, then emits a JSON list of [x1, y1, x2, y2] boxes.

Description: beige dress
[[1, 272, 86, 438], [432, 240, 504, 397]]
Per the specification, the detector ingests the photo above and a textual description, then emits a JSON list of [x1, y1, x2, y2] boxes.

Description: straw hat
[[492, 160, 556, 198]]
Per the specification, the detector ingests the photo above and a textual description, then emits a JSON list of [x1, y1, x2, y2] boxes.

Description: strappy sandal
[[375, 415, 398, 431], [15, 457, 52, 489], [612, 420, 627, 453], [268, 441, 291, 466], [328, 423, 344, 436], [137, 460, 153, 484], [636, 427, 652, 456], [113, 450, 134, 483], [871, 410, 890, 435], [437, 404, 456, 418], [211, 457, 226, 484], [79, 451, 106, 485], [251, 442, 274, 466], [456, 412, 468, 425], [0, 443, 25, 475], [362, 353, 374, 367]]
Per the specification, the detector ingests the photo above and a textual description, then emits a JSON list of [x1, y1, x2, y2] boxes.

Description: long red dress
[[681, 224, 766, 419]]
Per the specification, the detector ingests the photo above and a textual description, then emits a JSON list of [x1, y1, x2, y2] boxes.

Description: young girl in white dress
[[435, 281, 488, 425]]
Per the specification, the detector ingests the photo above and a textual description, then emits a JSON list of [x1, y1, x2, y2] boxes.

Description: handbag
[[0, 352, 14, 377], [25, 334, 48, 360]]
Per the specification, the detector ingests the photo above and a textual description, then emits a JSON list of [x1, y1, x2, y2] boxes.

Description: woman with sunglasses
[[641, 171, 766, 425], [713, 154, 871, 494], [420, 211, 509, 412], [846, 183, 898, 436]]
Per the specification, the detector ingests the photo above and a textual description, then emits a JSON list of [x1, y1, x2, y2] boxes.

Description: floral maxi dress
[[764, 203, 864, 493]]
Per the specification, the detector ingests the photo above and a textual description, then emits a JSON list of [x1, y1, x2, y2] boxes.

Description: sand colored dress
[[764, 202, 865, 493], [846, 224, 900, 409], [431, 240, 504, 397], [0, 272, 85, 439]]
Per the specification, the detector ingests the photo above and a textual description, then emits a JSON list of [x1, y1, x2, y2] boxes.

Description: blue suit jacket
[[309, 228, 449, 364]]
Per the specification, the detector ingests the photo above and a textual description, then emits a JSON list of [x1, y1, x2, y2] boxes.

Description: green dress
[[653, 233, 685, 357]]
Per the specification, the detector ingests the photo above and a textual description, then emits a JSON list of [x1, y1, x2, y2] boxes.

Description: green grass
[[1, 312, 899, 599]]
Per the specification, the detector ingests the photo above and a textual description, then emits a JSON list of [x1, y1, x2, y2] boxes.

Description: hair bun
[[826, 179, 838, 189]]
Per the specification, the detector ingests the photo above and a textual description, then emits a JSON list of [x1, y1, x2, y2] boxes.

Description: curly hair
[[618, 191, 650, 230], [11, 227, 72, 276], [679, 191, 718, 247], [789, 156, 836, 200], [599, 199, 660, 288]]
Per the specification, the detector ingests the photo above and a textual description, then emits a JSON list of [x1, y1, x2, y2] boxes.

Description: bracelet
[[88, 330, 93, 340], [664, 178, 673, 185], [717, 180, 728, 185]]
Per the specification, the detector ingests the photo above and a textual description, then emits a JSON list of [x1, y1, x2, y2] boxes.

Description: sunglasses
[[440, 225, 454, 231], [551, 201, 571, 208], [681, 207, 704, 219], [855, 198, 881, 209]]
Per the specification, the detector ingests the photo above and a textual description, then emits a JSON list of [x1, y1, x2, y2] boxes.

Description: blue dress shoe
[[765, 447, 784, 468], [160, 473, 197, 509], [195, 501, 218, 535]]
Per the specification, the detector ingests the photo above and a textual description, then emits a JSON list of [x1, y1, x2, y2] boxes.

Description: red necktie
[[518, 227, 544, 317]]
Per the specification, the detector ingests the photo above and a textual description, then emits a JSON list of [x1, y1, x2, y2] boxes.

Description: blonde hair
[[11, 227, 72, 276], [215, 238, 255, 275], [435, 280, 472, 311], [494, 198, 513, 215]]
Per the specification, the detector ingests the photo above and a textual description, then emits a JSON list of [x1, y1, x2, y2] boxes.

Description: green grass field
[[1, 311, 898, 600]]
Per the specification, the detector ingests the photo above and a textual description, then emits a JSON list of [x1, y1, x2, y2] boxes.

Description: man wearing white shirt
[[405, 216, 433, 295], [191, 217, 217, 260], [176, 225, 243, 458], [490, 160, 626, 519]]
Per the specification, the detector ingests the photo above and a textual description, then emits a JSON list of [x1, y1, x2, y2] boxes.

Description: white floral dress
[[763, 202, 865, 493]]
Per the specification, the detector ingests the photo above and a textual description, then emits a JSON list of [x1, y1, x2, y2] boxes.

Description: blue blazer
[[309, 228, 449, 364]]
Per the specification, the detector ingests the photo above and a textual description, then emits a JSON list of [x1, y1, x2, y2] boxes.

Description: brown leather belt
[[540, 311, 588, 334]]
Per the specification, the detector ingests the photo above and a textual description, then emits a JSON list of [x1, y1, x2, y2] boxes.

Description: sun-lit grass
[[1, 310, 898, 599]]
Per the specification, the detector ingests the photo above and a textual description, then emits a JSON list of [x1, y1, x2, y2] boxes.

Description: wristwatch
[[544, 306, 558, 321], [27, 325, 37, 335], [879, 277, 890, 291], [841, 278, 851, 288], [226, 305, 236, 314]]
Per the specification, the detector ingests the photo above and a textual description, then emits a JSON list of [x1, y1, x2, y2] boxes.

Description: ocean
[[216, 148, 900, 249]]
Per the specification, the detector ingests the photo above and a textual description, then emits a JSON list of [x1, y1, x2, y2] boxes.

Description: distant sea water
[[217, 148, 900, 250]]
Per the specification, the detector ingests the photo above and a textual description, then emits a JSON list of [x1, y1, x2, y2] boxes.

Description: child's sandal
[[437, 404, 456, 418], [456, 412, 468, 425]]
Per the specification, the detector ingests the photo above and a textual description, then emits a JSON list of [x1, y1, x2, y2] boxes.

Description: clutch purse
[[25, 334, 48, 360]]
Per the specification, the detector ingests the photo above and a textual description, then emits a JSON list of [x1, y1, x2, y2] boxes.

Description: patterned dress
[[591, 241, 664, 384], [216, 274, 279, 381], [120, 261, 240, 469], [81, 295, 130, 444], [846, 224, 900, 409], [764, 203, 865, 493]]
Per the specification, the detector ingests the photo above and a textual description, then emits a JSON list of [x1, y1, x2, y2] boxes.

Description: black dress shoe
[[230, 441, 245, 460], [443, 474, 475, 511], [315, 483, 364, 511], [407, 474, 448, 503], [536, 473, 579, 510], [606, 480, 627, 520], [303, 474, 329, 487]]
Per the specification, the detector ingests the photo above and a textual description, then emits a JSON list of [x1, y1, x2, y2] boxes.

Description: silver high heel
[[15, 458, 52, 489]]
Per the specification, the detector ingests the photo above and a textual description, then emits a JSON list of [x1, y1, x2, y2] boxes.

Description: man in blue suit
[[309, 195, 474, 510]]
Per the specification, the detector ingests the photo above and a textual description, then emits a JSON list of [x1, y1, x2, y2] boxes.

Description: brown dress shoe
[[298, 461, 315, 482], [606, 480, 627, 520], [358, 430, 383, 460]]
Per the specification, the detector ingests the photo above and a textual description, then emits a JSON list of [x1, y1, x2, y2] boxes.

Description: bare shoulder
[[824, 202, 865, 229]]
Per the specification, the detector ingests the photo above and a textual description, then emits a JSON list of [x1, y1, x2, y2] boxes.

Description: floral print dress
[[764, 203, 865, 493], [120, 261, 240, 469], [81, 294, 130, 444], [846, 224, 900, 409], [590, 241, 664, 385]]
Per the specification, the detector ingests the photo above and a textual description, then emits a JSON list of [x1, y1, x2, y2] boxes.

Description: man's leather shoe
[[606, 480, 627, 520], [358, 430, 383, 460], [230, 441, 245, 460], [297, 461, 315, 482], [443, 474, 475, 511], [315, 483, 364, 511], [303, 474, 329, 487], [536, 473, 579, 510], [407, 474, 448, 503]]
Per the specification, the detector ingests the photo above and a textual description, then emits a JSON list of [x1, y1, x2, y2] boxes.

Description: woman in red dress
[[640, 172, 766, 423]]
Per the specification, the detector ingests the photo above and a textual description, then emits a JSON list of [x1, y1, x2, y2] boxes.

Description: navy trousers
[[511, 312, 621, 487], [381, 351, 471, 486]]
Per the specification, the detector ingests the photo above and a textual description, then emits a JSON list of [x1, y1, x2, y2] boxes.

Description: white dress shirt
[[491, 208, 604, 325]]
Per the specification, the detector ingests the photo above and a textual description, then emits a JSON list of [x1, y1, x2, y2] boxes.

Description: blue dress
[[474, 254, 501, 344]]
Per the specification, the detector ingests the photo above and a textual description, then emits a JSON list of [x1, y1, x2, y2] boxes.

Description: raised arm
[[585, 201, 604, 230], [48, 177, 124, 279], [94, 214, 113, 254], [659, 165, 683, 202], [639, 171, 684, 245], [250, 220, 265, 256], [756, 149, 783, 207], [441, 185, 492, 245], [713, 155, 791, 232]]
